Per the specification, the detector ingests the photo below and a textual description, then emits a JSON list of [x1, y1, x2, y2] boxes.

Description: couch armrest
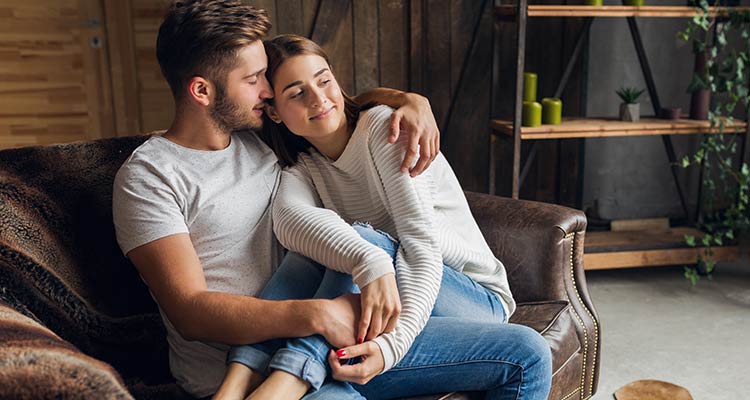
[[0, 301, 133, 399], [465, 191, 600, 397], [465, 191, 585, 302]]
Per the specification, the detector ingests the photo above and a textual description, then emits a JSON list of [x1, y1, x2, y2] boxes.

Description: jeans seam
[[388, 358, 524, 372]]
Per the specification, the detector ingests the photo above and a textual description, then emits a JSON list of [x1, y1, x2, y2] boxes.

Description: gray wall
[[583, 3, 702, 220]]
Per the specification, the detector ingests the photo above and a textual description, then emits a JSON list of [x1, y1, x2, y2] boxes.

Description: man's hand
[[328, 341, 385, 385], [320, 293, 361, 349], [390, 93, 440, 177], [358, 273, 400, 343]]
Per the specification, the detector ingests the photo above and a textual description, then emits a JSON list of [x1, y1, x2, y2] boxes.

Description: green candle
[[523, 72, 537, 102], [584, 0, 603, 5], [542, 98, 562, 125], [522, 101, 542, 127]]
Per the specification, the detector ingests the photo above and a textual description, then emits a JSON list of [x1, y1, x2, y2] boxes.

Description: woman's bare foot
[[212, 362, 265, 400], [245, 370, 309, 400]]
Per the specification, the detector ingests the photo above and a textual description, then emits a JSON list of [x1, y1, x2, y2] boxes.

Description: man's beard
[[209, 83, 262, 133]]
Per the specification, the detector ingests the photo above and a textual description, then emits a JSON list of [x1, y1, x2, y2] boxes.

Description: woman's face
[[268, 54, 347, 141]]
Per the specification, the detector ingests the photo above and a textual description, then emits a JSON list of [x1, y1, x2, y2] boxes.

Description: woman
[[214, 34, 551, 400]]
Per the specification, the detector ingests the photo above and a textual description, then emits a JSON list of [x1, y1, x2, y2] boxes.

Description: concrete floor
[[585, 256, 750, 399]]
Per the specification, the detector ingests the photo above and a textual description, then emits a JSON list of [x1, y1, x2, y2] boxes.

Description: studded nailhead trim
[[558, 231, 599, 400]]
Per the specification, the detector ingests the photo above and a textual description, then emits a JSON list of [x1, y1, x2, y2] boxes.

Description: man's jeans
[[228, 224, 552, 400]]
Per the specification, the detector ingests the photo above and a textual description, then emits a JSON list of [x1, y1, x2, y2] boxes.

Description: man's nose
[[259, 76, 273, 99]]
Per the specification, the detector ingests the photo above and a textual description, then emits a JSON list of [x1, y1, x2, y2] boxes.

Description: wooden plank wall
[[493, 0, 585, 204], [0, 0, 113, 148], [0, 0, 576, 197]]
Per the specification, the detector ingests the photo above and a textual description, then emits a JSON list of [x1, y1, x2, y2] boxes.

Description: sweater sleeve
[[272, 164, 395, 287], [363, 106, 444, 373]]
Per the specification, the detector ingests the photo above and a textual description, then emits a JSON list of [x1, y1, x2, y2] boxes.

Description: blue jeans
[[228, 224, 552, 400]]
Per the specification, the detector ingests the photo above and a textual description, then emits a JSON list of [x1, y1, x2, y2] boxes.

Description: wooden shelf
[[583, 227, 740, 270], [495, 5, 750, 18], [490, 117, 747, 140]]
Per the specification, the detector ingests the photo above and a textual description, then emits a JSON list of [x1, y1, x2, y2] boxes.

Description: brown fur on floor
[[614, 379, 693, 400], [0, 302, 133, 399]]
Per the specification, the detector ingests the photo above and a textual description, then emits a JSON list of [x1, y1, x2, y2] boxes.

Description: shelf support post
[[553, 17, 594, 100], [511, 0, 528, 199], [627, 16, 691, 220]]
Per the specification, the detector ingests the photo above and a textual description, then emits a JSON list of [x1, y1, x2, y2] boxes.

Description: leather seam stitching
[[551, 343, 582, 378]]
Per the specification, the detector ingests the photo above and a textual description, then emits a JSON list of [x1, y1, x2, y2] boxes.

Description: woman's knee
[[351, 222, 398, 257], [514, 324, 552, 374]]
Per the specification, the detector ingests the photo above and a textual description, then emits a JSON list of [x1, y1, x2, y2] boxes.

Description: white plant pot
[[620, 103, 640, 122]]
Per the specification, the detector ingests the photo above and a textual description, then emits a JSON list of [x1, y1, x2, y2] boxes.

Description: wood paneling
[[131, 0, 172, 132], [0, 0, 114, 148], [1, 0, 576, 196]]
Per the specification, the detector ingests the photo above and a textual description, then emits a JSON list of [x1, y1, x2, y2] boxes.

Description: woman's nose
[[308, 87, 327, 108]]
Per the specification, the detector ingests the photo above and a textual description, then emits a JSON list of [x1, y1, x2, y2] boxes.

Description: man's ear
[[265, 104, 283, 124], [187, 76, 211, 107]]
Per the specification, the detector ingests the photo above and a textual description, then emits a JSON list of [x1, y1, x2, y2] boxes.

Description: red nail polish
[[357, 337, 364, 344], [336, 349, 347, 358]]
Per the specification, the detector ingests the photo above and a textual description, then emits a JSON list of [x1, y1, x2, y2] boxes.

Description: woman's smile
[[310, 106, 335, 120]]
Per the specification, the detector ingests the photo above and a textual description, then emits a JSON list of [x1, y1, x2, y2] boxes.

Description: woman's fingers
[[383, 310, 399, 334], [357, 306, 371, 344], [365, 312, 384, 342], [329, 342, 385, 385]]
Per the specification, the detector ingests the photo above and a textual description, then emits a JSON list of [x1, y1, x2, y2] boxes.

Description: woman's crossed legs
[[225, 224, 552, 400]]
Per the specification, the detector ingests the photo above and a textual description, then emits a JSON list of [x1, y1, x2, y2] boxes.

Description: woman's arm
[[334, 106, 444, 378], [354, 88, 439, 177], [272, 166, 395, 289]]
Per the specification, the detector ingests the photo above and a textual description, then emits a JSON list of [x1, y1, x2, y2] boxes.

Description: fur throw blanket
[[0, 136, 189, 399]]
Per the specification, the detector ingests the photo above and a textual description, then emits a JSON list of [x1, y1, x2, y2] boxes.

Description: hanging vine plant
[[679, 1, 750, 284]]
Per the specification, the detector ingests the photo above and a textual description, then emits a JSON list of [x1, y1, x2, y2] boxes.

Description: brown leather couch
[[0, 136, 600, 400]]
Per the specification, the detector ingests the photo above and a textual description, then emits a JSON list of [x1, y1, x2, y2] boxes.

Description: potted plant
[[678, 1, 750, 284], [616, 87, 645, 122]]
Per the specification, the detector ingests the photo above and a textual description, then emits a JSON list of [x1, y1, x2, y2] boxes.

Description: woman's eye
[[291, 90, 304, 99]]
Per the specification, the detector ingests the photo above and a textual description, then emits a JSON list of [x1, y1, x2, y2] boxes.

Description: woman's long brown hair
[[261, 34, 367, 167]]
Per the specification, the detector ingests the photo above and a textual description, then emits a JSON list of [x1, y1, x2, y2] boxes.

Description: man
[[113, 1, 551, 399], [113, 0, 438, 398]]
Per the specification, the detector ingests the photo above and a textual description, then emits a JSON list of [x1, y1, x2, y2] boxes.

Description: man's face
[[210, 41, 273, 132]]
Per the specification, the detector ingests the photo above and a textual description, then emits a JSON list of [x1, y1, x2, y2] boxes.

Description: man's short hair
[[156, 0, 272, 101]]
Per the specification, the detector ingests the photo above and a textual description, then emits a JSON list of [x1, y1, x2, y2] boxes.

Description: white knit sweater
[[272, 105, 515, 373]]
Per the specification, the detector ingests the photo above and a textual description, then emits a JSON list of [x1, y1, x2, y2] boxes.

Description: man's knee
[[351, 222, 397, 257]]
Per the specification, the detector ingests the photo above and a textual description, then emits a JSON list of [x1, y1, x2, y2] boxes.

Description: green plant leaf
[[685, 234, 696, 247]]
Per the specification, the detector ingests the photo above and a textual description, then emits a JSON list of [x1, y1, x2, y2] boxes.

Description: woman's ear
[[265, 104, 283, 124]]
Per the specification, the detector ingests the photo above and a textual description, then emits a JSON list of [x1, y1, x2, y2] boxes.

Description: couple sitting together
[[112, 1, 552, 399]]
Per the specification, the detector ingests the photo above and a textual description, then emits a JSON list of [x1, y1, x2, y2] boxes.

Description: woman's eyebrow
[[282, 68, 330, 92]]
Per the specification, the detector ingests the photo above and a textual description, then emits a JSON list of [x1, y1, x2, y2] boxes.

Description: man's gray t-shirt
[[112, 132, 280, 397]]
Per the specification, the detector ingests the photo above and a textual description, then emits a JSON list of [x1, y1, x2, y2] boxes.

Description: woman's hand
[[389, 93, 440, 177], [328, 341, 385, 385], [358, 273, 401, 343]]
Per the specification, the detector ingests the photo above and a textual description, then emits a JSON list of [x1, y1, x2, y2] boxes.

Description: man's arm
[[127, 233, 358, 347], [354, 88, 439, 176]]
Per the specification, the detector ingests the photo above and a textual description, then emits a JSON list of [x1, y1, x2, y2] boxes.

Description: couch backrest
[[0, 136, 172, 383]]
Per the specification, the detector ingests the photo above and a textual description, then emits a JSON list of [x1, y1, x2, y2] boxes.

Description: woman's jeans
[[227, 224, 552, 400]]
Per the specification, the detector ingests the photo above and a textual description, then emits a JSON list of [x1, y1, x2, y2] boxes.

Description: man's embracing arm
[[127, 234, 359, 347], [354, 88, 440, 176]]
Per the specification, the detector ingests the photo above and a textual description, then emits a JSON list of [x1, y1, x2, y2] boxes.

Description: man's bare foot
[[213, 362, 265, 400], [245, 370, 309, 400]]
